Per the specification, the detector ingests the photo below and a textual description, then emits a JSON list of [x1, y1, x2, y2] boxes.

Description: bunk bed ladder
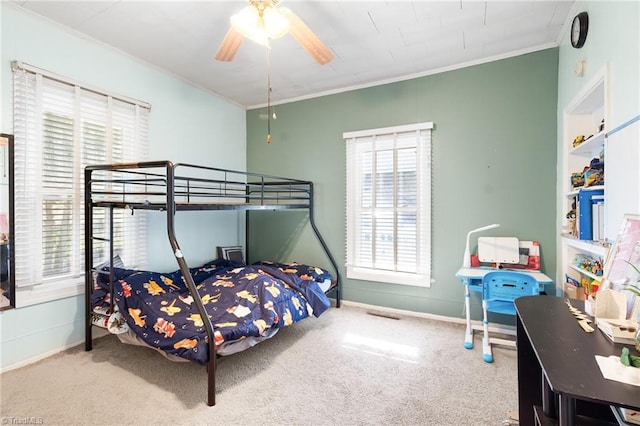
[[84, 168, 93, 352], [84, 176, 117, 351]]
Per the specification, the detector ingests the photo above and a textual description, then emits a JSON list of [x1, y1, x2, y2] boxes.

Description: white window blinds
[[12, 61, 149, 295], [344, 122, 432, 287]]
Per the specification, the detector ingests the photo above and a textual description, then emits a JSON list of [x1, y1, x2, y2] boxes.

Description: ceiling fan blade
[[280, 8, 334, 65], [215, 27, 244, 62]]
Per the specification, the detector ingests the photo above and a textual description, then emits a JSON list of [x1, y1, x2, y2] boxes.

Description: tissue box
[[594, 289, 628, 320]]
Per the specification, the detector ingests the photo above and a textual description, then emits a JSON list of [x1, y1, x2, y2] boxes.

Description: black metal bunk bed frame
[[84, 160, 341, 406]]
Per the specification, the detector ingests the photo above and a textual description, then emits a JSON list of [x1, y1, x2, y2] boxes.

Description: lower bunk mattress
[[91, 259, 332, 364]]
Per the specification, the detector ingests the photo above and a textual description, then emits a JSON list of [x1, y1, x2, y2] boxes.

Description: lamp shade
[[230, 5, 290, 46]]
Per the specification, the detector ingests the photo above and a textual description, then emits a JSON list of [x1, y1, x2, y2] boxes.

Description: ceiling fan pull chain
[[266, 42, 272, 144]]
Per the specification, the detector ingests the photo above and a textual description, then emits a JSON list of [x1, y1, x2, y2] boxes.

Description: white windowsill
[[16, 277, 84, 308], [347, 266, 431, 288]]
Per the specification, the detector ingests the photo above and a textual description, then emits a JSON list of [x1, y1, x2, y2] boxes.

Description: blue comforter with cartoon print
[[93, 259, 331, 364]]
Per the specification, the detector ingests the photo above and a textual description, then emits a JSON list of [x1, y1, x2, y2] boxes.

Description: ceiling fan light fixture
[[216, 1, 333, 65], [262, 7, 290, 39], [230, 5, 290, 46]]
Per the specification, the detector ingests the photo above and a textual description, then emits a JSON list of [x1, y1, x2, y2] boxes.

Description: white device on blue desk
[[456, 224, 553, 357], [462, 224, 501, 268], [478, 237, 520, 264]]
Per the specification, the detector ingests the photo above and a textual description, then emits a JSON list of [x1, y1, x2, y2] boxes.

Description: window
[[12, 61, 149, 306], [344, 122, 433, 287]]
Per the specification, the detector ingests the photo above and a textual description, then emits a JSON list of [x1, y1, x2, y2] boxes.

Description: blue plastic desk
[[455, 267, 553, 350]]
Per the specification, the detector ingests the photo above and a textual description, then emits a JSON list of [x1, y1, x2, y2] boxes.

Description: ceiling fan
[[215, 0, 334, 65]]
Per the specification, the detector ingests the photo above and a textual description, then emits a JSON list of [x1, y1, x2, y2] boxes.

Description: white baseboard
[[0, 328, 109, 374], [340, 300, 516, 335], [1, 340, 82, 374]]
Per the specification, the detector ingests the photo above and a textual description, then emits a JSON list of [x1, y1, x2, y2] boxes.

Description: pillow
[[93, 254, 126, 290], [91, 255, 129, 310], [253, 260, 332, 283]]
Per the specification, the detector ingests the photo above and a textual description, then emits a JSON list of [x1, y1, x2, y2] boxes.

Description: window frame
[[12, 61, 149, 307], [344, 122, 433, 287]]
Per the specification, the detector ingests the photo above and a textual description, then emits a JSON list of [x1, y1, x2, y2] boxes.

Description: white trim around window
[[344, 122, 433, 287], [12, 61, 149, 307]]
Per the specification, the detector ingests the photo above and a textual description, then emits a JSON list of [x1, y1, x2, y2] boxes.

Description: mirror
[[0, 134, 14, 310]]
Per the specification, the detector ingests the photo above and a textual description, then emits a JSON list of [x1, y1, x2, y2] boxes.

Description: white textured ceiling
[[10, 0, 575, 108]]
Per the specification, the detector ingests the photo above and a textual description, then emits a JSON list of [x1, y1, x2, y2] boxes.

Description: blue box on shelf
[[578, 188, 604, 240]]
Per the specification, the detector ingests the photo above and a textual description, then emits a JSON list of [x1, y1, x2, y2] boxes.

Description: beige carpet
[[1, 305, 518, 425]]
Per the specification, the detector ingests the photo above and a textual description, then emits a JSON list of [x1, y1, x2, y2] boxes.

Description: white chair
[[482, 270, 540, 363]]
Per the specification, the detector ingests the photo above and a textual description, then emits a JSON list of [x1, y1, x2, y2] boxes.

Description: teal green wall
[[247, 48, 559, 319]]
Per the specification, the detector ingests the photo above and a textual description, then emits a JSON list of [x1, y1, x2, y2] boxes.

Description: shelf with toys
[[560, 65, 610, 298], [569, 130, 605, 157], [568, 251, 604, 282], [563, 237, 607, 300], [567, 263, 601, 282]]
